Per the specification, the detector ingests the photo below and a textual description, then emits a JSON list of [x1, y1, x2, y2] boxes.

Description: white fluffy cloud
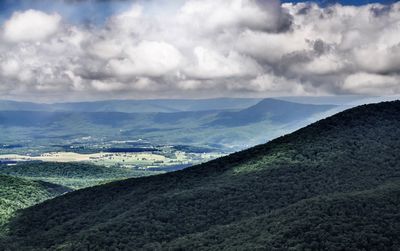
[[1, 1, 400, 101], [106, 41, 183, 77], [2, 10, 61, 42], [178, 0, 289, 33], [184, 47, 261, 79]]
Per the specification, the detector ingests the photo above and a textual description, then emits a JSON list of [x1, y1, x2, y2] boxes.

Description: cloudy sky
[[0, 0, 399, 102]]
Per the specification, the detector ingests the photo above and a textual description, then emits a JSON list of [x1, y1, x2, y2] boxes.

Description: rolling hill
[[0, 175, 70, 233], [1, 101, 400, 250]]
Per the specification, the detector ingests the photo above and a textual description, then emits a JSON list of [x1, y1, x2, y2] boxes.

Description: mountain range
[[1, 100, 399, 250], [0, 98, 337, 151], [0, 98, 261, 113]]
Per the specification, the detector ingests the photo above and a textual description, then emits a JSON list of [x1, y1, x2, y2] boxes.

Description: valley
[[0, 97, 342, 237], [0, 149, 223, 170], [0, 98, 337, 187], [1, 100, 400, 250], [1, 97, 398, 250], [1, 0, 398, 249]]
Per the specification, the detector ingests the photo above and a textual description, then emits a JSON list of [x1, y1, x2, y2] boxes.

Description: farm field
[[0, 150, 224, 170]]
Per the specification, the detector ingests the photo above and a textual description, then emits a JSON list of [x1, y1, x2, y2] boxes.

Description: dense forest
[[0, 175, 70, 234], [1, 101, 400, 250], [0, 162, 159, 189]]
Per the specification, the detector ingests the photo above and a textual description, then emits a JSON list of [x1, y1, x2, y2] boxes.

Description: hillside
[[0, 175, 70, 233], [0, 162, 160, 189], [2, 101, 400, 250], [165, 182, 400, 250]]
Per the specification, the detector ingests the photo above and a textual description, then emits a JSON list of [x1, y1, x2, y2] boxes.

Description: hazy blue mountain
[[277, 95, 374, 105], [0, 98, 261, 113], [1, 96, 380, 114], [0, 99, 336, 152], [209, 98, 335, 127], [0, 100, 48, 112]]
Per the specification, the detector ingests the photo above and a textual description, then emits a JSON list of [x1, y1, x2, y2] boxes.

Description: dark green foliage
[[2, 101, 400, 250], [172, 145, 219, 153], [0, 162, 160, 189], [167, 183, 400, 250], [0, 175, 70, 233]]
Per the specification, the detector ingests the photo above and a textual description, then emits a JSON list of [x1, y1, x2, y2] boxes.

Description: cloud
[[106, 41, 183, 78], [0, 58, 20, 77], [178, 0, 290, 33], [1, 1, 400, 101], [352, 44, 400, 74], [343, 72, 400, 95], [184, 47, 261, 79], [245, 73, 308, 95], [2, 10, 61, 42]]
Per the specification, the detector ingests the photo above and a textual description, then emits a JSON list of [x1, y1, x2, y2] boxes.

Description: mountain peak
[[210, 98, 336, 127]]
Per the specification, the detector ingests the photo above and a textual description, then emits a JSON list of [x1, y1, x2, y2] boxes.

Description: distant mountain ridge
[[2, 101, 400, 250], [0, 95, 378, 114], [210, 98, 335, 126], [0, 98, 261, 113], [0, 98, 336, 151]]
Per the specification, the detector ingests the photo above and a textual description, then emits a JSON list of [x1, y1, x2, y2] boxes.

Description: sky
[[0, 0, 399, 102]]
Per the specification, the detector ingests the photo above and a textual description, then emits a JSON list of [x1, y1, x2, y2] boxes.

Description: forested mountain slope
[[0, 162, 159, 189], [2, 101, 400, 250], [0, 175, 70, 233]]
